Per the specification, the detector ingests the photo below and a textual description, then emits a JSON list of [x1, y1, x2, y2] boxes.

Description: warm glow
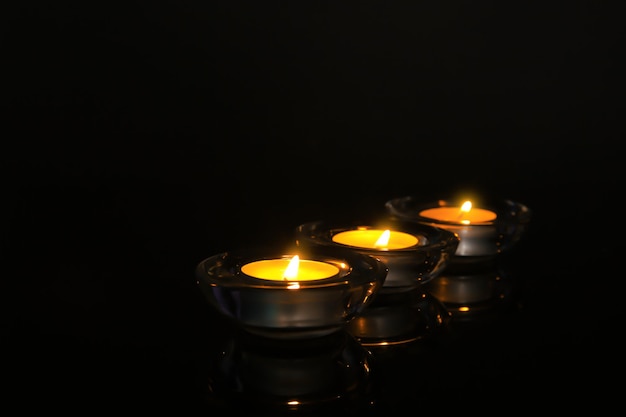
[[419, 200, 497, 224], [283, 255, 300, 279], [374, 229, 391, 248], [241, 257, 340, 281], [332, 228, 418, 250]]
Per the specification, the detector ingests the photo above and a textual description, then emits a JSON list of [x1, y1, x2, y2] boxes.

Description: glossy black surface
[[4, 2, 622, 414]]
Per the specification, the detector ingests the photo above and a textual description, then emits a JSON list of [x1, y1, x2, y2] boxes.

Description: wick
[[458, 201, 472, 220]]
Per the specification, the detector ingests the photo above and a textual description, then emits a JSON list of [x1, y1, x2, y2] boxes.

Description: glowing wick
[[374, 230, 391, 248], [459, 201, 473, 224], [283, 255, 300, 280]]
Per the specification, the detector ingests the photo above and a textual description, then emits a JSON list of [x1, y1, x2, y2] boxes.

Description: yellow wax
[[419, 205, 497, 224], [331, 229, 418, 250], [241, 257, 339, 281]]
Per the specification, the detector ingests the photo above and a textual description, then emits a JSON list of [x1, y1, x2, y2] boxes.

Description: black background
[[3, 1, 624, 414]]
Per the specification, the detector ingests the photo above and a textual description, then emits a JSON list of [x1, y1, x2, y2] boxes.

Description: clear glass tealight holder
[[195, 244, 388, 340], [385, 195, 531, 263], [295, 218, 459, 292]]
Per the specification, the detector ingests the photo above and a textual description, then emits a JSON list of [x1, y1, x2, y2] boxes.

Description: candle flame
[[459, 201, 473, 224], [374, 229, 391, 248], [460, 200, 472, 213], [283, 255, 300, 280]]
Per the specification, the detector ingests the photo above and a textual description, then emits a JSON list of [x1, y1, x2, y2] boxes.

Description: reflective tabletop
[[4, 3, 621, 414], [5, 183, 619, 415]]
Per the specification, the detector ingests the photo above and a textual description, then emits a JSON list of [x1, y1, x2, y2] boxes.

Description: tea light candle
[[419, 201, 498, 257], [331, 229, 418, 250], [418, 200, 498, 258], [419, 201, 497, 224], [419, 200, 498, 258], [329, 228, 421, 289], [295, 220, 459, 291], [241, 256, 340, 281], [385, 196, 531, 260], [196, 246, 388, 339]]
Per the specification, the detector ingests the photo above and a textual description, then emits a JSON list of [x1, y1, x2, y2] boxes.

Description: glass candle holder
[[195, 244, 388, 340], [385, 196, 531, 262], [295, 219, 459, 292]]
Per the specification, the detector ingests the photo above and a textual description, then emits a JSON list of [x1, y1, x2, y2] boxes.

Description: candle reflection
[[424, 260, 520, 322], [347, 286, 451, 346], [205, 329, 378, 414]]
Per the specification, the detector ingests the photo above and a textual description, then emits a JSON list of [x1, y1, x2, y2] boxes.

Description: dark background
[[3, 1, 623, 414]]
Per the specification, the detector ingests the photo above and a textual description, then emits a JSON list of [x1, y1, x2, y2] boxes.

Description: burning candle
[[241, 255, 340, 281], [385, 196, 531, 260], [295, 220, 458, 291], [419, 201, 497, 224], [331, 228, 418, 250], [325, 227, 428, 289], [196, 246, 388, 339]]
